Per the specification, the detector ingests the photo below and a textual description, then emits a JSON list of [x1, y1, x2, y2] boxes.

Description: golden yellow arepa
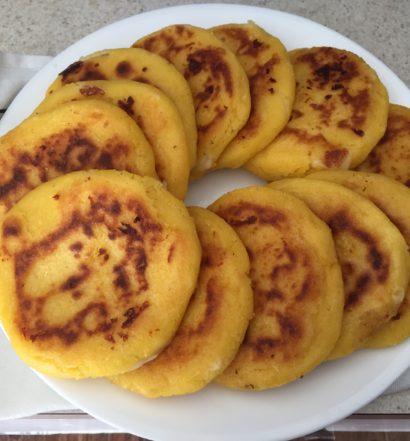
[[0, 99, 156, 219], [246, 47, 388, 180], [46, 48, 197, 168], [134, 24, 251, 175], [111, 206, 253, 397], [209, 186, 344, 390], [269, 178, 410, 359], [357, 104, 410, 187], [0, 170, 201, 379], [36, 80, 190, 199], [211, 22, 295, 168], [309, 170, 410, 348]]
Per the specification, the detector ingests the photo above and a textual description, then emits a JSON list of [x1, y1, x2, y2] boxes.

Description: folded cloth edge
[[0, 52, 51, 108]]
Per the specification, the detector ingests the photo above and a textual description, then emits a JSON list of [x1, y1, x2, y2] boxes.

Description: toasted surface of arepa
[[46, 48, 197, 168], [0, 170, 201, 379], [269, 178, 410, 358], [309, 170, 410, 348], [134, 24, 251, 175], [0, 99, 156, 219], [357, 104, 410, 187], [36, 80, 190, 199], [209, 186, 344, 390], [246, 47, 388, 180], [211, 22, 295, 168], [111, 207, 253, 397]]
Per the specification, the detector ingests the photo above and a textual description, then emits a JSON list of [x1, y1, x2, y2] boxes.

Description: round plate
[[1, 4, 410, 441]]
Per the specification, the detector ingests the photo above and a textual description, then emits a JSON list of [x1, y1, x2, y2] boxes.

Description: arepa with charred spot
[[209, 186, 344, 390], [0, 170, 201, 379], [36, 80, 190, 199], [134, 24, 251, 176], [308, 170, 410, 348], [356, 104, 410, 187], [246, 47, 388, 180], [0, 99, 157, 219], [211, 22, 295, 168], [46, 48, 197, 168], [111, 206, 253, 397], [269, 178, 410, 359]]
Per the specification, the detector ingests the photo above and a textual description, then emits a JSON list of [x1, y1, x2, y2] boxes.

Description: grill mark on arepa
[[121, 301, 150, 329], [235, 57, 279, 138], [155, 275, 222, 365], [218, 202, 286, 228], [295, 47, 359, 87], [0, 127, 132, 214], [379, 112, 410, 144], [328, 209, 390, 309], [361, 110, 410, 180], [246, 311, 303, 361], [69, 241, 83, 252], [79, 85, 105, 96], [184, 48, 233, 96], [197, 105, 227, 134], [324, 149, 350, 168], [186, 277, 220, 337], [2, 217, 22, 237], [117, 96, 135, 116], [116, 61, 133, 77], [140, 27, 234, 99], [337, 89, 370, 134], [0, 167, 28, 206], [216, 201, 317, 361], [60, 60, 107, 84], [7, 193, 162, 346], [282, 127, 350, 169], [60, 61, 84, 80], [215, 27, 269, 57], [27, 302, 114, 345], [61, 264, 90, 291], [293, 48, 372, 135]]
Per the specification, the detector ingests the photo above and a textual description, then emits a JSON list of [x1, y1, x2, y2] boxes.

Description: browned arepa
[[269, 179, 410, 359], [209, 186, 344, 390], [46, 48, 197, 168], [357, 104, 410, 187], [35, 80, 190, 199], [0, 170, 201, 378], [0, 99, 156, 219], [134, 24, 251, 176], [0, 16, 409, 399], [111, 206, 253, 397], [246, 47, 388, 180], [211, 21, 295, 168], [308, 170, 410, 348]]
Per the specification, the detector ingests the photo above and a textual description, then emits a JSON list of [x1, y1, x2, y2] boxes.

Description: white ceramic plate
[[1, 4, 410, 441]]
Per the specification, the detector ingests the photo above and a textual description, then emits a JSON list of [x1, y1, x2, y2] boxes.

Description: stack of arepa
[[0, 19, 409, 398]]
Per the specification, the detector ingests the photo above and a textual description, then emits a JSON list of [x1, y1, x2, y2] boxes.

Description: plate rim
[[1, 3, 410, 441]]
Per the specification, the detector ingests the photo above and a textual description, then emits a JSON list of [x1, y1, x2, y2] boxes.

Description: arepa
[[36, 80, 190, 199], [209, 186, 344, 390], [246, 47, 388, 180], [111, 206, 253, 397], [309, 170, 410, 348], [269, 178, 410, 358], [0, 170, 201, 379], [357, 104, 410, 187], [134, 24, 251, 175], [211, 22, 295, 168], [46, 48, 197, 168], [0, 99, 156, 219]]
